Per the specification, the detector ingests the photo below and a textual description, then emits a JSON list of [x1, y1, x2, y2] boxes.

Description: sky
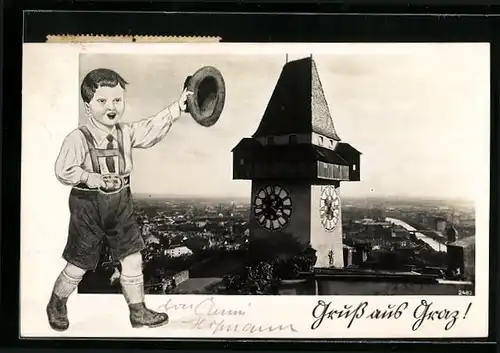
[[79, 45, 489, 201]]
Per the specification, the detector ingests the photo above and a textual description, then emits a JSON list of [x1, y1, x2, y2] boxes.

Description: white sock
[[120, 274, 145, 305], [53, 269, 83, 298]]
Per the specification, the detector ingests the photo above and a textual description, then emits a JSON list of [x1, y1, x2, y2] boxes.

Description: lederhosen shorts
[[62, 125, 146, 271]]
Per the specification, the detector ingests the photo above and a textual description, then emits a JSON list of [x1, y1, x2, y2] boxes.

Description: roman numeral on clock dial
[[253, 184, 292, 231]]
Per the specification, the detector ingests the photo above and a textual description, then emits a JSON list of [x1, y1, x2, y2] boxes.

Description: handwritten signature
[[155, 297, 297, 334], [188, 317, 297, 335], [156, 296, 249, 317]]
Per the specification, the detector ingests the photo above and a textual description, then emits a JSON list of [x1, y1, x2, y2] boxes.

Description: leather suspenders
[[79, 125, 126, 175], [79, 126, 100, 173], [116, 125, 125, 175]]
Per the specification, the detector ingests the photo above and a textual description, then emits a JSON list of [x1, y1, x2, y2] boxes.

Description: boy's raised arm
[[54, 131, 91, 186], [129, 89, 192, 149], [129, 101, 182, 149]]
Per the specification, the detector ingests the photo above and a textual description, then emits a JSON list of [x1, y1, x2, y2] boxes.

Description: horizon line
[[132, 193, 474, 203]]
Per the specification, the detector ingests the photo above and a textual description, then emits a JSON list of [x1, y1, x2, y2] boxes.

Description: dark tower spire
[[252, 56, 341, 141]]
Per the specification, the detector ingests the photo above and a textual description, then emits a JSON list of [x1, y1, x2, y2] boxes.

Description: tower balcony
[[233, 160, 352, 182], [232, 138, 361, 184], [232, 138, 361, 182]]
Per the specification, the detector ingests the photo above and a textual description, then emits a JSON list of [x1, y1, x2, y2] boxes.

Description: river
[[385, 217, 447, 253]]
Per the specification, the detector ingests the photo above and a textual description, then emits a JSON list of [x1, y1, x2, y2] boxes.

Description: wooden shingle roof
[[252, 57, 341, 141]]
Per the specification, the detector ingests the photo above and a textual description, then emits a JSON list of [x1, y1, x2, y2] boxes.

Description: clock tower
[[232, 56, 361, 268]]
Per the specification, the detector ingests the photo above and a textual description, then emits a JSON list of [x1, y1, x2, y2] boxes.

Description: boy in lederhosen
[[48, 68, 191, 331]]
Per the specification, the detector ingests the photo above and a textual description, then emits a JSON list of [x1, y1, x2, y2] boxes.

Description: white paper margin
[[21, 42, 490, 339]]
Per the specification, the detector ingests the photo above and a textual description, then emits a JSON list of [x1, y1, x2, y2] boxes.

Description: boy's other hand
[[178, 88, 194, 112], [86, 173, 106, 189]]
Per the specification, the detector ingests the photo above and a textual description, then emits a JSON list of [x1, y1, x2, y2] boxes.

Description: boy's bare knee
[[64, 263, 87, 278], [120, 252, 143, 275]]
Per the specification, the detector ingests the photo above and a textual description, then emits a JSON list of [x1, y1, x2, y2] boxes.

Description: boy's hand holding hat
[[178, 88, 193, 113]]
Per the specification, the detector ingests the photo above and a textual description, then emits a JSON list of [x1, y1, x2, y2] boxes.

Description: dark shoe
[[46, 293, 69, 331], [129, 302, 169, 328]]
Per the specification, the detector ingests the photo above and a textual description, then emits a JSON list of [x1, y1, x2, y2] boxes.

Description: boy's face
[[85, 85, 125, 127]]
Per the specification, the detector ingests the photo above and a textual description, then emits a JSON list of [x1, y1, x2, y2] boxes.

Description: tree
[[219, 233, 317, 294], [245, 231, 307, 265]]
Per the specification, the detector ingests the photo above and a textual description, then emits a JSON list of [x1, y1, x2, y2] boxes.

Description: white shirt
[[55, 101, 181, 186]]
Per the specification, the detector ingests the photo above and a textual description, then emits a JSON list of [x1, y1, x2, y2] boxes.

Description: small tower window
[[318, 136, 324, 145], [289, 134, 298, 144], [329, 139, 334, 148], [266, 136, 275, 145], [239, 158, 245, 165], [353, 164, 357, 171]]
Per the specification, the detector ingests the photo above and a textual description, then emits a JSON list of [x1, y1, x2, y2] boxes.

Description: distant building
[[447, 236, 475, 281], [165, 246, 193, 258], [417, 213, 432, 228], [343, 245, 354, 267], [435, 217, 447, 233], [145, 234, 160, 245], [196, 221, 208, 228], [162, 270, 190, 292], [226, 243, 242, 251], [173, 270, 189, 285]]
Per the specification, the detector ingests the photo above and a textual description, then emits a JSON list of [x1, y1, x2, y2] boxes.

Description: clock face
[[253, 185, 292, 231], [320, 185, 340, 232]]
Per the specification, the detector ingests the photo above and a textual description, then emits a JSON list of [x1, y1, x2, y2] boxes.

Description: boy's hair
[[80, 68, 129, 103]]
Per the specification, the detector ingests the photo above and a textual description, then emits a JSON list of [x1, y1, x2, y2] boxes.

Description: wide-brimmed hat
[[184, 66, 226, 127]]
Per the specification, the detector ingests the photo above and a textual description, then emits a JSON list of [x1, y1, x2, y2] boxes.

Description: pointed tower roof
[[252, 56, 341, 141]]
